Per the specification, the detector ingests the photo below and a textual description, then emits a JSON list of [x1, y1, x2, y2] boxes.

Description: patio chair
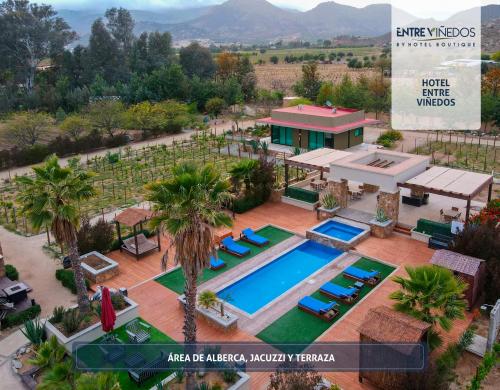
[[298, 296, 339, 322], [220, 237, 250, 257], [319, 282, 359, 304], [209, 256, 226, 271], [128, 351, 169, 385], [343, 266, 380, 286], [122, 234, 158, 258], [126, 319, 151, 344], [240, 228, 269, 247], [98, 333, 125, 363]]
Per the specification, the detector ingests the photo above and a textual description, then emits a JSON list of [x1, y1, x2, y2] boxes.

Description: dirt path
[[0, 227, 76, 317]]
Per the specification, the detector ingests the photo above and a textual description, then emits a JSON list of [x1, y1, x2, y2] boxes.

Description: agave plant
[[375, 208, 389, 223], [321, 193, 338, 210], [29, 336, 66, 369], [21, 318, 45, 347]]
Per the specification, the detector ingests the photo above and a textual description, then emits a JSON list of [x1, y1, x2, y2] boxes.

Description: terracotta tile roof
[[358, 306, 430, 343], [430, 249, 484, 276], [115, 208, 153, 227]]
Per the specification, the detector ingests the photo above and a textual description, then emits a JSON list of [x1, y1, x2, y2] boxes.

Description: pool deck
[[121, 201, 473, 390]]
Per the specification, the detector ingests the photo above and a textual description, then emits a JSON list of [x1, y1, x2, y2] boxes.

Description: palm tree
[[390, 265, 467, 350], [229, 159, 259, 194], [16, 155, 96, 313], [147, 162, 232, 389]]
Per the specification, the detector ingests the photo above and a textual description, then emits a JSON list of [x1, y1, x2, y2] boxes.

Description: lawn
[[155, 225, 294, 294], [75, 317, 180, 390], [256, 257, 396, 353]]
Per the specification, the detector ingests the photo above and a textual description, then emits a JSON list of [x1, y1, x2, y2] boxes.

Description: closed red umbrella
[[100, 287, 116, 333]]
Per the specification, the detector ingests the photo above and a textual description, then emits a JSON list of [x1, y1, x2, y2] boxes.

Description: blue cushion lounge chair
[[298, 296, 339, 322], [319, 282, 359, 304], [240, 228, 269, 247], [343, 266, 380, 286], [209, 256, 226, 271], [220, 237, 250, 257]]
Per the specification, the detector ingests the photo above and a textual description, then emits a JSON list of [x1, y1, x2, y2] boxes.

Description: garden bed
[[80, 251, 119, 284], [156, 370, 250, 390]]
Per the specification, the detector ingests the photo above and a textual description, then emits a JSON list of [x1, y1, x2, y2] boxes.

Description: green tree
[[60, 114, 89, 141], [147, 163, 232, 390], [87, 18, 120, 84], [104, 7, 135, 55], [205, 97, 225, 119], [270, 55, 279, 64], [293, 62, 321, 101], [180, 42, 216, 79], [75, 372, 121, 390], [87, 100, 125, 138], [0, 0, 76, 93], [366, 76, 390, 119], [390, 265, 467, 350], [6, 111, 52, 148], [147, 31, 173, 69], [316, 82, 334, 106], [157, 100, 190, 134], [124, 101, 163, 137], [17, 156, 96, 313], [229, 159, 259, 193]]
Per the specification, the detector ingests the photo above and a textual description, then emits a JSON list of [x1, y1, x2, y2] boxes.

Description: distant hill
[[57, 1, 500, 45]]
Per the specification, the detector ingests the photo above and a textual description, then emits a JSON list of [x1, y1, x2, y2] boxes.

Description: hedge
[[284, 186, 319, 204], [414, 219, 452, 237], [1, 304, 41, 329], [55, 269, 90, 294], [5, 264, 19, 281], [232, 196, 265, 214]]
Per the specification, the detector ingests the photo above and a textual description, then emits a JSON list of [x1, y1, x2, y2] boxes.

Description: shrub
[[232, 195, 264, 214], [51, 306, 66, 324], [111, 293, 126, 310], [77, 218, 115, 254], [222, 370, 238, 383], [320, 193, 337, 209], [55, 269, 90, 294], [1, 304, 41, 329], [104, 133, 129, 148], [21, 318, 45, 347], [5, 264, 19, 280], [284, 187, 319, 204], [62, 309, 83, 334], [376, 129, 403, 147]]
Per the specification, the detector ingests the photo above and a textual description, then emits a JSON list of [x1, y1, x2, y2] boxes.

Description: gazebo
[[399, 166, 494, 222], [114, 208, 161, 260], [358, 306, 431, 389], [430, 249, 486, 307]]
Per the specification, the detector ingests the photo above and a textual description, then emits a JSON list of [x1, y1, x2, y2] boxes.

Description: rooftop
[[257, 117, 379, 134], [430, 250, 484, 276], [358, 305, 431, 343], [272, 104, 358, 118], [115, 207, 154, 227]]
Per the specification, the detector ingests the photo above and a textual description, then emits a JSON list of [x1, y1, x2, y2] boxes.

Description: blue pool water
[[313, 220, 364, 242], [217, 240, 342, 314]]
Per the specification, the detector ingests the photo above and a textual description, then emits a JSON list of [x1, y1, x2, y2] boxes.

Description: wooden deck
[[118, 202, 473, 390]]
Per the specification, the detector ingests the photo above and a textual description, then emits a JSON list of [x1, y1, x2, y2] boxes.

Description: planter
[[281, 196, 319, 211], [80, 251, 119, 284], [316, 206, 340, 220], [270, 188, 285, 203], [410, 228, 431, 244], [153, 370, 250, 390], [369, 218, 394, 239], [178, 295, 238, 332], [44, 296, 139, 353]]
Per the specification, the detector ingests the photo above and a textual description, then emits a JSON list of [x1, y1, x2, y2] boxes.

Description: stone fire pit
[[80, 251, 119, 284]]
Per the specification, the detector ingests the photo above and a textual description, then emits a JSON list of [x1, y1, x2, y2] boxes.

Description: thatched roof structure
[[430, 250, 484, 277], [358, 306, 430, 343], [115, 208, 153, 227]]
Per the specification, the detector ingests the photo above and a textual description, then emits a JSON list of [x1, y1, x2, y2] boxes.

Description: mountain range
[[57, 0, 500, 45]]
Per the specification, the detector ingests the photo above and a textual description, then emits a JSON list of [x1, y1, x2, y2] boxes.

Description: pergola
[[114, 208, 161, 259], [398, 166, 494, 221], [284, 148, 352, 187]]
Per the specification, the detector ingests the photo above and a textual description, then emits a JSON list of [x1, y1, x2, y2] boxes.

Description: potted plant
[[369, 208, 393, 238], [198, 290, 217, 311], [316, 193, 340, 219]]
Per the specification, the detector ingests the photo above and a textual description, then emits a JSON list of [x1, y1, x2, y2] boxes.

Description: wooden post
[[488, 182, 493, 202], [116, 221, 122, 248], [157, 228, 161, 252], [465, 198, 471, 224], [133, 224, 139, 259], [284, 163, 289, 189]]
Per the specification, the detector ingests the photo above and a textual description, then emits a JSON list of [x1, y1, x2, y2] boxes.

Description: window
[[354, 128, 363, 137], [272, 126, 293, 146], [308, 131, 325, 150]]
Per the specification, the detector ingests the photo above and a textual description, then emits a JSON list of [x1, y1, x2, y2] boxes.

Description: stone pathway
[[0, 330, 29, 390]]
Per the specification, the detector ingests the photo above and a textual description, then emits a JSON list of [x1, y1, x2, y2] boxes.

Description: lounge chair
[[209, 256, 226, 271], [220, 237, 250, 257], [319, 282, 359, 304], [122, 233, 158, 258], [240, 228, 269, 247], [98, 334, 125, 363], [298, 296, 339, 322], [343, 266, 380, 286], [126, 319, 151, 344]]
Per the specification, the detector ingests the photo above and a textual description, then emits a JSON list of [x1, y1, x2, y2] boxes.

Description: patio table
[[443, 209, 461, 222]]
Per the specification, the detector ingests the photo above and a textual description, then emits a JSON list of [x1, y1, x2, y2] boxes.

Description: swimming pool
[[217, 240, 342, 315], [312, 220, 364, 242]]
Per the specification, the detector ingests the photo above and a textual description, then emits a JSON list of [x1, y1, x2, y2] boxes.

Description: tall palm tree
[[229, 159, 259, 194], [390, 265, 467, 350], [16, 155, 96, 313], [147, 162, 232, 389]]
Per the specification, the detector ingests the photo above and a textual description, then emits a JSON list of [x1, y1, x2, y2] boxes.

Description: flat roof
[[401, 166, 493, 199], [286, 148, 353, 170], [272, 105, 358, 118], [256, 117, 380, 134]]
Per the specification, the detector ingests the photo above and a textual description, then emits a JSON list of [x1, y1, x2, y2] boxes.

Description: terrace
[[87, 201, 475, 390]]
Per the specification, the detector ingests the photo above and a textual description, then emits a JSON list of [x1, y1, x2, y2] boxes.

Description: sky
[[42, 0, 500, 17]]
